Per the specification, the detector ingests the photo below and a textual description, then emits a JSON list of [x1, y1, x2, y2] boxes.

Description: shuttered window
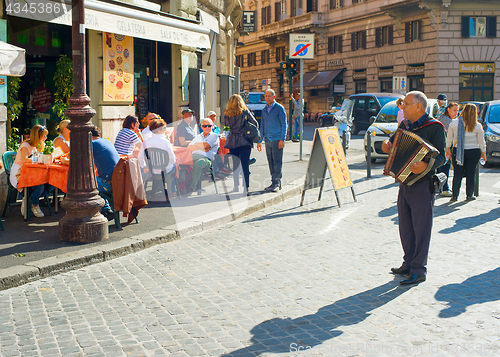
[[462, 16, 497, 38], [405, 20, 422, 43]]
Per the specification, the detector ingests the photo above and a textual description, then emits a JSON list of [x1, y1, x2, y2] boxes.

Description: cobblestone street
[[1, 169, 499, 356]]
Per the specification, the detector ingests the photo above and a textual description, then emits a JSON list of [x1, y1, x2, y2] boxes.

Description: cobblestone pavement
[[1, 169, 500, 357]]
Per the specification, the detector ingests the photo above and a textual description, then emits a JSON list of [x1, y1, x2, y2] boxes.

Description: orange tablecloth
[[172, 146, 193, 166], [219, 137, 230, 159], [17, 163, 69, 193]]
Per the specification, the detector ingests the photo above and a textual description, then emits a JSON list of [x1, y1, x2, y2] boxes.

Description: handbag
[[243, 111, 261, 144], [432, 173, 447, 194]]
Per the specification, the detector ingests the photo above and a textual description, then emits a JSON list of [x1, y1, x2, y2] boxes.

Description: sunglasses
[[201, 125, 212, 128]]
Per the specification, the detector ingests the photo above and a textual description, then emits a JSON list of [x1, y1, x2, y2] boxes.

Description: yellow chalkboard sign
[[300, 127, 355, 207]]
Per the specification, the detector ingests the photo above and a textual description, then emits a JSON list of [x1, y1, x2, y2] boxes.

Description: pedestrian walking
[[446, 103, 487, 202], [257, 89, 287, 192], [437, 102, 459, 197], [224, 94, 259, 195], [291, 92, 302, 142], [396, 97, 405, 124], [382, 91, 446, 285]]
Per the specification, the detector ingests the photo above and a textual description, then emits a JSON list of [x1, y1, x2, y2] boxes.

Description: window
[[375, 26, 393, 47], [459, 73, 494, 102], [405, 20, 421, 43], [235, 55, 244, 67], [462, 16, 497, 38], [261, 6, 271, 26], [275, 1, 287, 21], [306, 0, 317, 13], [261, 50, 269, 64], [352, 0, 362, 3], [327, 35, 343, 54], [247, 53, 256, 67], [275, 46, 285, 62], [330, 0, 343, 10], [351, 31, 366, 51]]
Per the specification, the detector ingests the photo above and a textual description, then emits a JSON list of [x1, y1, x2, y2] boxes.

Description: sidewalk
[[0, 132, 316, 291]]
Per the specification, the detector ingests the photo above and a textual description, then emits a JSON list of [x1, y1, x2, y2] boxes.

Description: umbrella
[[0, 41, 26, 76]]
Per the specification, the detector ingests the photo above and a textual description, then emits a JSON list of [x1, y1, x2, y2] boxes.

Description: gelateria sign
[[459, 63, 495, 73], [5, 0, 210, 48]]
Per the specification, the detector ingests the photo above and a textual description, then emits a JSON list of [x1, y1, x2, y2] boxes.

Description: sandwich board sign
[[299, 127, 356, 207], [289, 34, 315, 60]]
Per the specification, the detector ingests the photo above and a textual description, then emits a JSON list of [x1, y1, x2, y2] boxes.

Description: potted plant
[[41, 140, 55, 165]]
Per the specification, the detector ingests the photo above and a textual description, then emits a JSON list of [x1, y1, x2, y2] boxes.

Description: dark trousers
[[451, 147, 481, 198], [265, 140, 284, 185], [230, 146, 252, 190], [397, 179, 435, 276], [436, 161, 450, 191]]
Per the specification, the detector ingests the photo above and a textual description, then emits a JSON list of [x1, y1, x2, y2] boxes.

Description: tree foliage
[[53, 55, 73, 121], [7, 77, 22, 123]]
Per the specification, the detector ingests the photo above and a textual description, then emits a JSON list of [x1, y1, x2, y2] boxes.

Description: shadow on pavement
[[221, 280, 408, 356], [438, 206, 500, 234], [435, 267, 500, 318]]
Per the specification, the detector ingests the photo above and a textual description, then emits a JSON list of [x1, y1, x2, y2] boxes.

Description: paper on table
[[52, 147, 64, 159]]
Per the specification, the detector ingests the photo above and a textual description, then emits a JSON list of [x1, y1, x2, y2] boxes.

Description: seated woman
[[137, 118, 177, 198], [10, 125, 55, 218], [53, 119, 70, 154], [114, 115, 144, 157]]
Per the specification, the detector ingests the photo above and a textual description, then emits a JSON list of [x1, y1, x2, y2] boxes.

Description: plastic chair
[[196, 160, 218, 195], [144, 148, 180, 201]]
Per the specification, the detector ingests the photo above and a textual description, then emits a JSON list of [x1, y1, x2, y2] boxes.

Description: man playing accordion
[[382, 91, 446, 285]]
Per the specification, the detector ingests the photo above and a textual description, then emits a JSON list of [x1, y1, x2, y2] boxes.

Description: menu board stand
[[300, 127, 356, 208]]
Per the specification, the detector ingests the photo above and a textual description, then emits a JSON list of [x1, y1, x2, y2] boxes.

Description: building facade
[[236, 0, 500, 113]]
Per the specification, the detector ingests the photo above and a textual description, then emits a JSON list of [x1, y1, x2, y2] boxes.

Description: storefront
[[407, 64, 425, 92], [353, 70, 367, 94], [459, 62, 495, 102], [378, 67, 393, 93]]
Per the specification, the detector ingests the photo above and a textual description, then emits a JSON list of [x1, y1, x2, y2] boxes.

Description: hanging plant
[[7, 128, 21, 152], [53, 55, 73, 121]]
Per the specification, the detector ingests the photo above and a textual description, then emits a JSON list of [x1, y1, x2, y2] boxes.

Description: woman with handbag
[[224, 94, 259, 195], [446, 103, 486, 202]]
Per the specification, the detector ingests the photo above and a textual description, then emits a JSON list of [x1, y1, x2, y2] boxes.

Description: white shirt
[[137, 133, 176, 174], [142, 126, 153, 140], [189, 132, 219, 160], [447, 120, 486, 152]]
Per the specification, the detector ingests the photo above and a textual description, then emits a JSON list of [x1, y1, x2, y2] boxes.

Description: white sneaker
[[31, 204, 44, 218], [20, 197, 25, 214], [440, 190, 453, 197]]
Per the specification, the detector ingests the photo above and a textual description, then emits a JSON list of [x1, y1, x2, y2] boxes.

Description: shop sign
[[406, 66, 425, 76], [103, 33, 134, 102], [378, 68, 393, 78], [32, 86, 53, 112], [334, 85, 346, 93], [459, 62, 495, 73], [327, 59, 344, 67], [242, 11, 255, 33], [352, 70, 366, 80]]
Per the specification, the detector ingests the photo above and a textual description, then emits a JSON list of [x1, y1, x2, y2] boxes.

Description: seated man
[[91, 126, 120, 220], [175, 109, 197, 147], [141, 112, 160, 141], [187, 118, 219, 193]]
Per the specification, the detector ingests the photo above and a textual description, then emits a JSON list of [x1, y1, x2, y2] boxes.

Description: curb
[[0, 179, 305, 291]]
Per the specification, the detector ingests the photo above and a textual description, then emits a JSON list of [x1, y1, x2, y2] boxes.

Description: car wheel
[[365, 156, 376, 163], [350, 121, 359, 135]]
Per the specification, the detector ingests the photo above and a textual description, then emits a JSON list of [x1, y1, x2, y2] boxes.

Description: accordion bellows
[[383, 129, 439, 186]]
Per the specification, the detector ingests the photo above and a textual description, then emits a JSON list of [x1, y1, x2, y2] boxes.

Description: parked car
[[478, 100, 500, 166], [458, 101, 484, 115], [349, 93, 404, 135], [244, 92, 266, 127], [363, 99, 440, 162]]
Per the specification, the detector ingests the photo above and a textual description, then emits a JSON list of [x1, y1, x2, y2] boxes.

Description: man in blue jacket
[[257, 89, 288, 192]]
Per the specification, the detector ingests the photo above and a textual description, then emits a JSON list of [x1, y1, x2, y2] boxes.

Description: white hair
[[407, 91, 428, 110], [201, 118, 213, 125], [265, 88, 275, 96]]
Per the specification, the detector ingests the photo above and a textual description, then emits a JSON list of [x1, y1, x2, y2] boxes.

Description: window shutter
[[275, 2, 281, 22], [461, 16, 470, 38], [362, 30, 367, 49], [262, 8, 266, 26], [339, 0, 343, 6], [311, 0, 318, 12], [276, 47, 280, 62], [388, 25, 393, 45], [417, 20, 422, 40], [486, 16, 497, 38], [375, 28, 381, 47], [268, 6, 271, 25], [291, 0, 296, 17], [405, 22, 410, 42], [338, 35, 343, 53], [328, 37, 333, 54], [351, 33, 356, 51]]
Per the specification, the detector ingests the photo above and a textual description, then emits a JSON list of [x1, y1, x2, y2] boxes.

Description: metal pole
[[366, 131, 372, 178], [59, 0, 108, 242], [299, 59, 303, 161], [288, 56, 293, 141]]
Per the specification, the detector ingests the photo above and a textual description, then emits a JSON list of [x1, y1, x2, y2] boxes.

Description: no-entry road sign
[[289, 34, 315, 60]]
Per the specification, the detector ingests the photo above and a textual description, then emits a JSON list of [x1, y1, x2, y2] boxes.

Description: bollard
[[366, 131, 371, 179], [342, 130, 347, 154], [474, 162, 479, 197]]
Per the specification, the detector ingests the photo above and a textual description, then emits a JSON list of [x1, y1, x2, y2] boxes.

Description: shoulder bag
[[243, 110, 261, 143]]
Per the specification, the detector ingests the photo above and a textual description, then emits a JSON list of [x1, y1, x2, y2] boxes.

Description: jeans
[[292, 116, 300, 139], [229, 146, 252, 190], [96, 176, 113, 212], [265, 140, 284, 185], [190, 154, 212, 191], [24, 184, 54, 206]]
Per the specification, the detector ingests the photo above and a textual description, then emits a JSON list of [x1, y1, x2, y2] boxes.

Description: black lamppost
[[59, 0, 108, 242]]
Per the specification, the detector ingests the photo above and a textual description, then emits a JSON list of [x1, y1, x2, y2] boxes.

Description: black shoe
[[449, 197, 458, 202], [466, 196, 476, 202], [265, 183, 281, 192], [400, 273, 426, 285], [214, 173, 227, 180], [249, 158, 257, 165], [391, 266, 410, 276], [101, 210, 115, 221], [292, 139, 299, 142]]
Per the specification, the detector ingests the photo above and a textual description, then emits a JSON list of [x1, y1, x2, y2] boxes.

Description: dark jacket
[[224, 109, 259, 149]]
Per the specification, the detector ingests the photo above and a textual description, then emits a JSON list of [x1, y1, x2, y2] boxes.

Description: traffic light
[[280, 61, 288, 71], [289, 60, 298, 77]]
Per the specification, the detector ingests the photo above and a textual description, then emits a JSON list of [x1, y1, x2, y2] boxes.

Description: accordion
[[383, 129, 439, 186]]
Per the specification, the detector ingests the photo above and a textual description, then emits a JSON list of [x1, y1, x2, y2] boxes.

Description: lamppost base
[[59, 194, 108, 243]]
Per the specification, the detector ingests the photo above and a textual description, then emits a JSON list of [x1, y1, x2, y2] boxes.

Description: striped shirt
[[114, 128, 140, 155]]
